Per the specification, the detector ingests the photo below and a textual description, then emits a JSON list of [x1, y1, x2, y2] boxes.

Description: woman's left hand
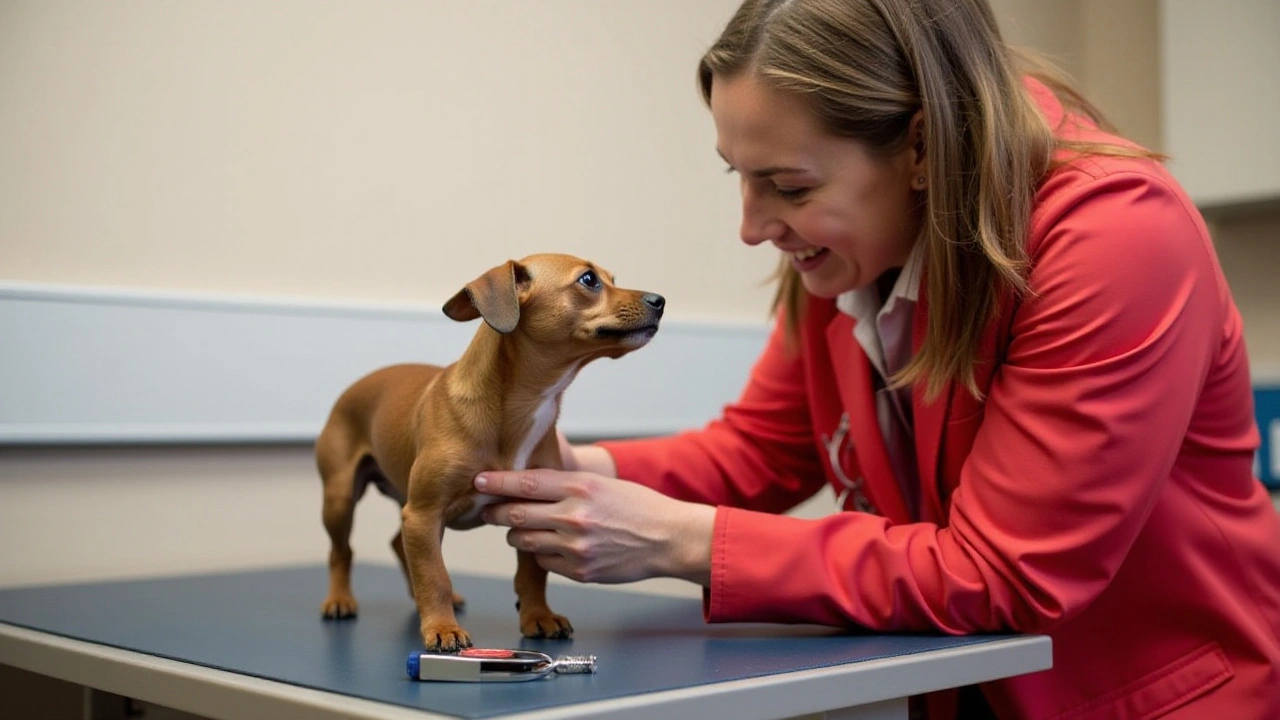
[[475, 469, 714, 586]]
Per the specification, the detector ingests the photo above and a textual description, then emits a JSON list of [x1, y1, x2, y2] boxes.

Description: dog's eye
[[577, 271, 602, 290]]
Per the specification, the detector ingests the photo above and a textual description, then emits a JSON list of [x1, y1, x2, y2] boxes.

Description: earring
[[915, 175, 927, 189]]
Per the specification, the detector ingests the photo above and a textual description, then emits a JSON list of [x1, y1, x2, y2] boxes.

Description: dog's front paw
[[421, 621, 472, 652], [520, 610, 574, 640], [320, 592, 358, 620]]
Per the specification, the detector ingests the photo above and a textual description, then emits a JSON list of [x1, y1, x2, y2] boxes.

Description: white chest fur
[[446, 364, 582, 530], [510, 363, 579, 472]]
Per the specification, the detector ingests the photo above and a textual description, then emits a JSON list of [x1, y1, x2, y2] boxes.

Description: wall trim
[[0, 281, 770, 445]]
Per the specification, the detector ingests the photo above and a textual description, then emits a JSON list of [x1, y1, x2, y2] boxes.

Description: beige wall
[[0, 0, 771, 321], [990, 0, 1161, 150]]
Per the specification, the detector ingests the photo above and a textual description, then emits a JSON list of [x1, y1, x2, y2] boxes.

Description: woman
[[474, 0, 1280, 717]]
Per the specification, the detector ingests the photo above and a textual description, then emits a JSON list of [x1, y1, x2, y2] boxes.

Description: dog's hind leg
[[317, 432, 364, 620], [391, 531, 412, 599]]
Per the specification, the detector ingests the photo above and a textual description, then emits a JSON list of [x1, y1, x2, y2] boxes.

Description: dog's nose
[[643, 294, 665, 316]]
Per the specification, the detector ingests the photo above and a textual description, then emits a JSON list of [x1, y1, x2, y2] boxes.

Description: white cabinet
[[1160, 0, 1280, 210]]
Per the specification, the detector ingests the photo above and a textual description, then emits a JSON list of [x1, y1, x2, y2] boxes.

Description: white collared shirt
[[835, 242, 924, 519]]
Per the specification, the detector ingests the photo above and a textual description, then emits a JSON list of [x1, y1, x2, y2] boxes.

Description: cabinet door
[[1160, 0, 1280, 209]]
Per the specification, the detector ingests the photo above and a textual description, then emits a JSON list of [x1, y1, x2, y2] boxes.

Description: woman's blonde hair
[[698, 0, 1154, 401]]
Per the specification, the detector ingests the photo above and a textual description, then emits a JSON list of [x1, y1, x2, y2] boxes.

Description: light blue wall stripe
[[0, 281, 769, 445]]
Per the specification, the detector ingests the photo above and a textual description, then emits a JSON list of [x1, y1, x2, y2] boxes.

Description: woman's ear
[[908, 109, 927, 190]]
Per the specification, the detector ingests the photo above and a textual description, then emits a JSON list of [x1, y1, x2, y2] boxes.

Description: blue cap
[[406, 651, 419, 679]]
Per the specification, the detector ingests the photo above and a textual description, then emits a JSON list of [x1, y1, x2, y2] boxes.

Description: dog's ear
[[442, 260, 529, 333]]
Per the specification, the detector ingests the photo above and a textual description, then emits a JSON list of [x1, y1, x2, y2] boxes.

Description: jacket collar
[[825, 313, 913, 524], [823, 271, 1009, 525]]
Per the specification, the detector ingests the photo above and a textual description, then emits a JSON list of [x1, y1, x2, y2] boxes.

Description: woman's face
[[709, 73, 925, 298]]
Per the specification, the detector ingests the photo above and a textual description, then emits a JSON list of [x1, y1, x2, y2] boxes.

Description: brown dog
[[315, 253, 664, 651]]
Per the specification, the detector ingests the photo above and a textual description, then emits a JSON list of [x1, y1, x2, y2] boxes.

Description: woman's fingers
[[476, 469, 601, 533], [507, 529, 604, 584], [476, 468, 578, 501], [505, 527, 561, 554], [475, 468, 713, 586], [483, 499, 575, 532]]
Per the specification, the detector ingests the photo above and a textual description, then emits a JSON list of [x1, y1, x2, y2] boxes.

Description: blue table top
[[0, 564, 1019, 719]]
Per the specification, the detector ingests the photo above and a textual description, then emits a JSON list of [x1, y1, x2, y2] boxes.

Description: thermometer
[[406, 648, 597, 682]]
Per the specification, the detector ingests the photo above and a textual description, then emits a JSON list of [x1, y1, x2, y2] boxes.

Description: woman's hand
[[475, 469, 714, 587]]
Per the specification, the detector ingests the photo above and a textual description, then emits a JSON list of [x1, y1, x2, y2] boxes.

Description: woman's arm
[[591, 311, 830, 513]]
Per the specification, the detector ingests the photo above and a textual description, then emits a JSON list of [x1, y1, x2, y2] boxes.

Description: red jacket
[[601, 80, 1280, 719]]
